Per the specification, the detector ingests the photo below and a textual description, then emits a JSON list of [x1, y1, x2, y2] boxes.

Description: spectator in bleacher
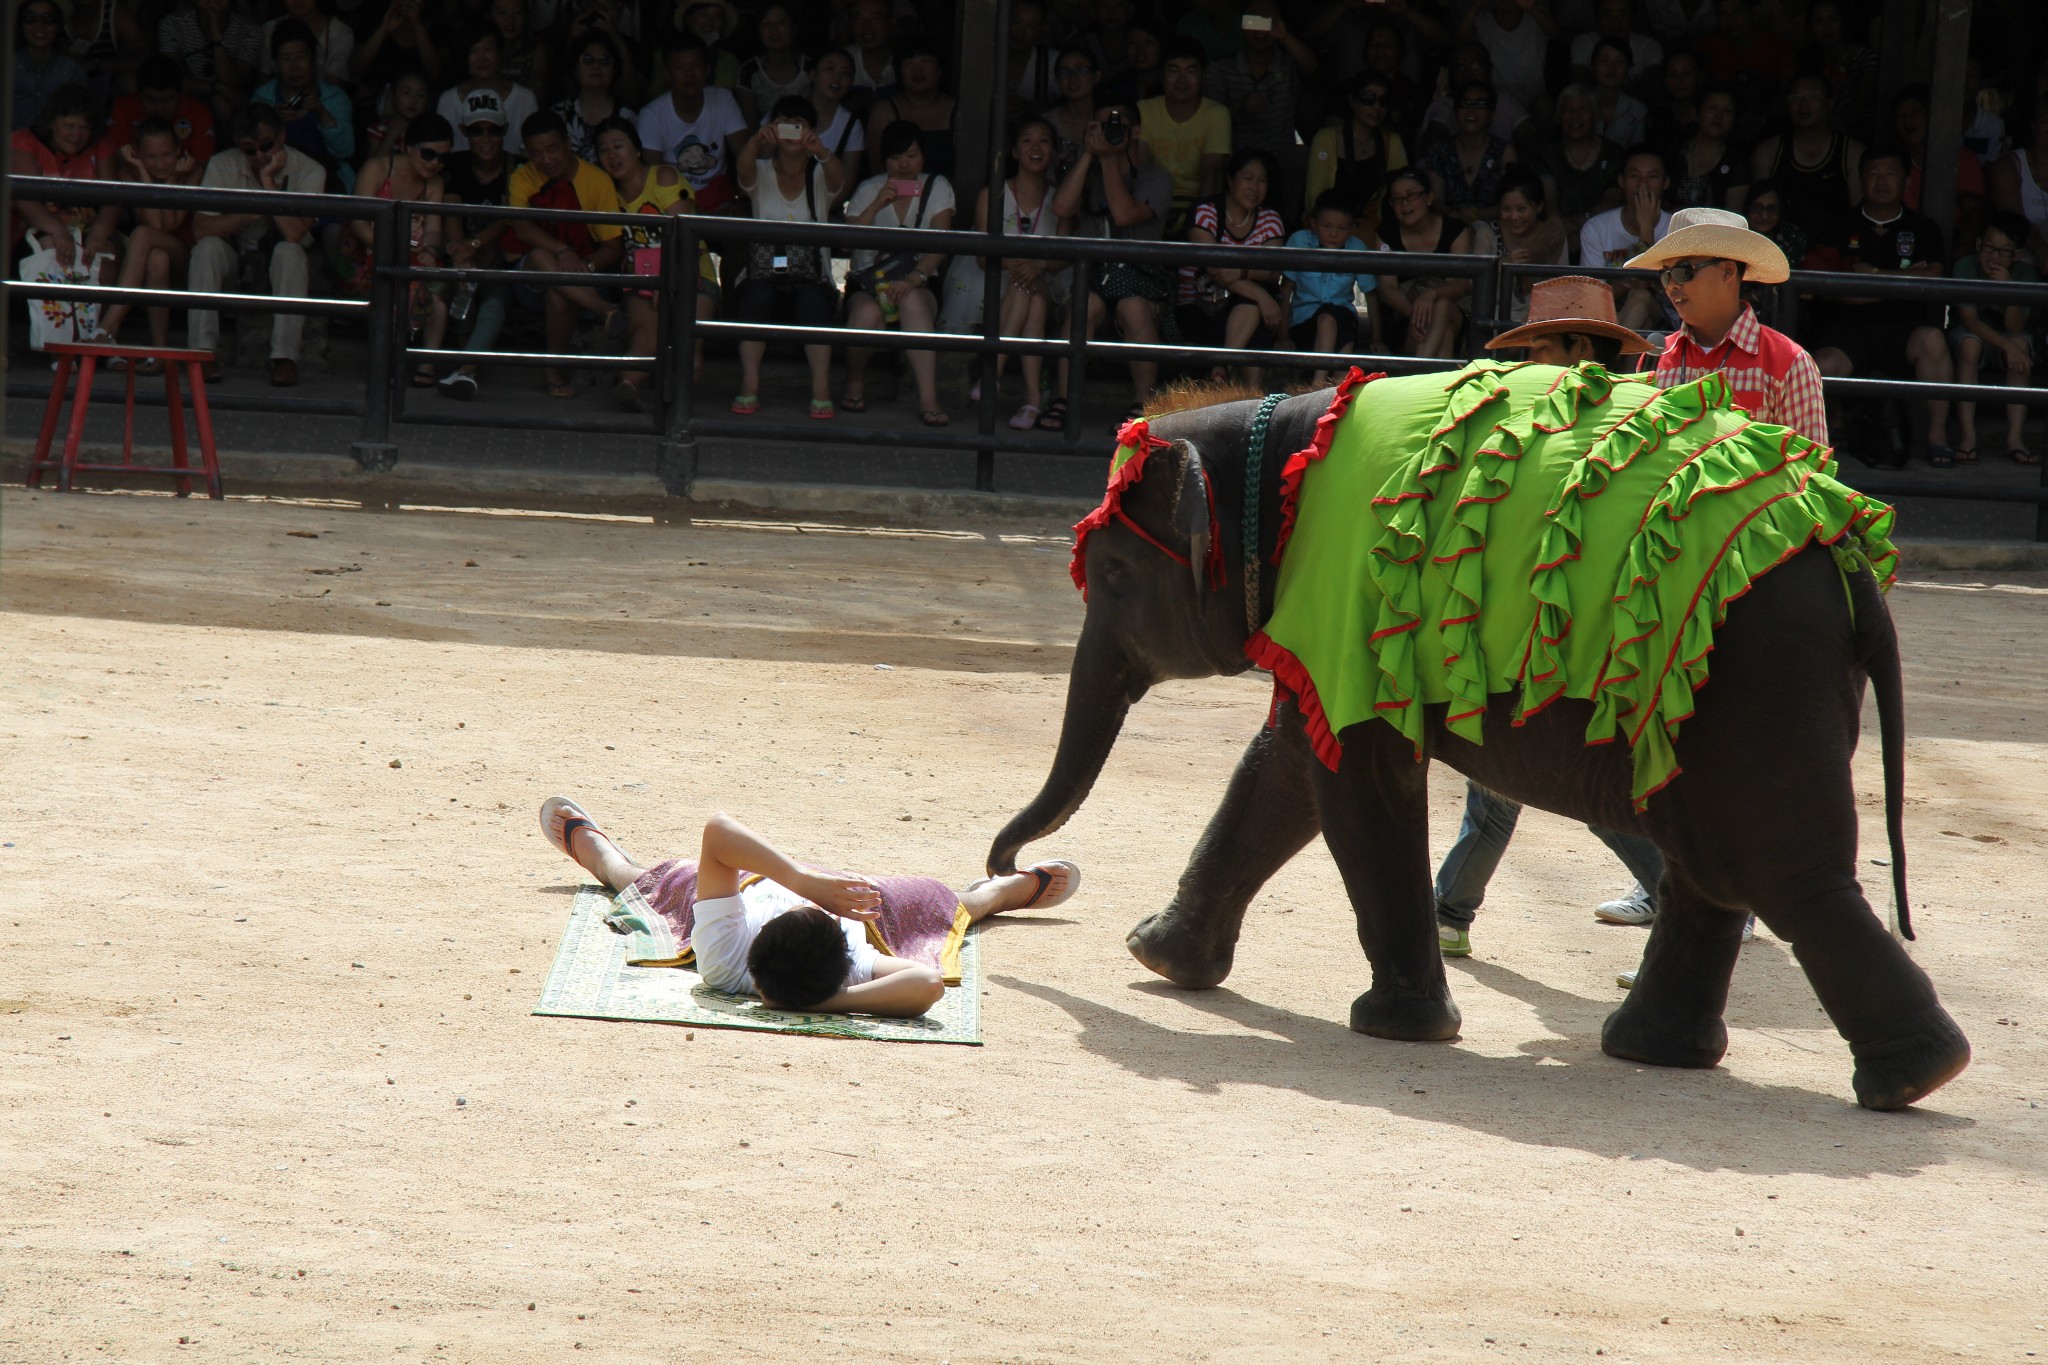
[[434, 97, 518, 400], [1961, 59, 2005, 165], [1203, 0, 1316, 211], [1893, 83, 1984, 245], [1141, 38, 1231, 228], [1053, 99, 1175, 423], [803, 50, 867, 199], [1805, 0, 1875, 138], [1694, 0, 1790, 102], [1419, 44, 1528, 156], [11, 85, 119, 275], [1530, 84, 1622, 238], [864, 42, 955, 179], [554, 0, 639, 96], [1007, 0, 1059, 112], [66, 0, 149, 98], [1569, 0, 1662, 90], [507, 109, 624, 400], [1586, 38, 1648, 147], [12, 0, 89, 131], [1494, 166, 1570, 323], [96, 116, 204, 361], [674, 1, 741, 91], [256, 18, 357, 190], [554, 30, 632, 161], [1284, 190, 1379, 388], [1642, 0, 1714, 46], [1080, 0, 1134, 80], [189, 103, 322, 387], [1810, 147, 1954, 468], [364, 68, 434, 157], [594, 115, 701, 412], [1642, 47, 1700, 148], [1749, 75, 1861, 243], [637, 39, 747, 213], [843, 0, 896, 115], [346, 111, 455, 390], [351, 0, 443, 90], [1423, 80, 1516, 227], [1669, 85, 1746, 211], [1349, 18, 1432, 148], [437, 27, 536, 153], [158, 0, 263, 124], [1048, 48, 1103, 182], [487, 0, 547, 97], [729, 98, 848, 420], [1303, 72, 1410, 228], [1741, 177, 1806, 271], [1578, 144, 1670, 328], [1374, 166, 1474, 358], [259, 0, 355, 84], [737, 3, 809, 128], [842, 119, 956, 425], [1949, 212, 2040, 468], [973, 117, 1065, 430], [1459, 0, 1556, 115], [1101, 18, 1165, 105], [1989, 97, 2048, 261], [1180, 147, 1287, 389], [108, 55, 218, 164]]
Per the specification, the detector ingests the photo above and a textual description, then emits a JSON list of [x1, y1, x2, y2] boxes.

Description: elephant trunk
[[987, 621, 1142, 875]]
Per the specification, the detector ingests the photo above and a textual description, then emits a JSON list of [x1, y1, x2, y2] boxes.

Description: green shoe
[[1438, 922, 1471, 958]]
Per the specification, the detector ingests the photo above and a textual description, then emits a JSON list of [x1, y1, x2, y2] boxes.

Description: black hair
[[229, 102, 286, 142], [269, 15, 316, 59], [14, 0, 68, 48], [1126, 17, 1170, 55], [573, 29, 626, 87], [1861, 142, 1909, 174], [520, 109, 570, 144], [748, 907, 853, 1010], [1163, 36, 1207, 67], [770, 94, 819, 126], [1497, 165, 1547, 212], [878, 118, 923, 162], [35, 84, 99, 137], [896, 40, 941, 67], [590, 113, 640, 148], [1212, 147, 1278, 210], [407, 111, 454, 146], [1385, 165, 1431, 202], [137, 54, 183, 93], [132, 115, 179, 146], [1310, 189, 1356, 220], [1617, 142, 1668, 179], [1554, 332, 1626, 367], [1456, 79, 1498, 109], [1590, 36, 1633, 73], [1056, 45, 1097, 74], [1982, 209, 2032, 247], [1744, 175, 1784, 209], [666, 34, 710, 62], [1347, 71, 1393, 104], [464, 21, 502, 55]]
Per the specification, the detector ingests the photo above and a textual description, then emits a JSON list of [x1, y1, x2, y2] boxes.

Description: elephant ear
[[1168, 440, 1223, 597]]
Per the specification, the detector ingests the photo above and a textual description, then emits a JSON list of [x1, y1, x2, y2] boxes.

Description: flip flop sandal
[[411, 368, 439, 388], [1927, 446, 1957, 468], [1953, 446, 1979, 464], [2012, 448, 2041, 465], [135, 357, 163, 377], [809, 398, 836, 420], [730, 394, 760, 415], [1036, 399, 1067, 431], [547, 382, 577, 399], [1015, 859, 1081, 910], [920, 409, 950, 426], [839, 393, 868, 412], [538, 796, 634, 864]]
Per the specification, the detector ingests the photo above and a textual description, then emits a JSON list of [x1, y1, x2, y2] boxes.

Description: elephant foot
[[1601, 995, 1729, 1070], [1349, 986, 1461, 1042], [1126, 910, 1235, 989], [1849, 1008, 1971, 1112]]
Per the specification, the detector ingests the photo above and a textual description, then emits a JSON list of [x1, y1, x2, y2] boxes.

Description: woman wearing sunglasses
[[1301, 73, 1409, 228], [345, 112, 456, 390]]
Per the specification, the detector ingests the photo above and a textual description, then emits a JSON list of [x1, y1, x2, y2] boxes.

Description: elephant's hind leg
[[1311, 722, 1461, 1043], [1601, 865, 1741, 1070]]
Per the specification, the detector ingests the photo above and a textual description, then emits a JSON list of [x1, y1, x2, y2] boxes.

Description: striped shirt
[[1653, 305, 1830, 444]]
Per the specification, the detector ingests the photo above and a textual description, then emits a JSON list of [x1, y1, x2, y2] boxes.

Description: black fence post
[[973, 0, 1012, 494], [350, 199, 400, 471], [1062, 254, 1089, 448], [1471, 256, 1499, 349], [659, 214, 700, 502]]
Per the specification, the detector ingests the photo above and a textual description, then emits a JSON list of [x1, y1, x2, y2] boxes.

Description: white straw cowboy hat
[[1485, 275, 1656, 354], [1625, 206, 1790, 285]]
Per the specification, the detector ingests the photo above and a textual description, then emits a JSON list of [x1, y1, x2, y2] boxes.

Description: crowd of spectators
[[8, 0, 2048, 460]]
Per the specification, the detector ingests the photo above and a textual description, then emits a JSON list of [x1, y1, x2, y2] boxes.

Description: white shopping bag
[[17, 230, 109, 351]]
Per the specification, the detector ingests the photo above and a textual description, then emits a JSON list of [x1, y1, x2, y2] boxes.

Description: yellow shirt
[[618, 165, 718, 283], [1302, 125, 1409, 220], [1138, 96, 1232, 206], [508, 157, 622, 255]]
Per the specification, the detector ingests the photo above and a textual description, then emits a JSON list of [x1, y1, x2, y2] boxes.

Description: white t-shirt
[[781, 103, 864, 164], [691, 878, 879, 1000], [438, 83, 538, 154], [844, 172, 955, 270], [637, 85, 748, 194], [1579, 205, 1671, 268]]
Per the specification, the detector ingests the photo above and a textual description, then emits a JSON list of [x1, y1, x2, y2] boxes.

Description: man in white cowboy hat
[[1433, 274, 1668, 961], [1625, 204, 1830, 443]]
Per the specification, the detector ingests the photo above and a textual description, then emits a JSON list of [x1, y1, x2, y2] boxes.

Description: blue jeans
[[1434, 781, 1666, 927]]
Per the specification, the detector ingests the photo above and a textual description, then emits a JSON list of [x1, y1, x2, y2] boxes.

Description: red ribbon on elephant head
[[1069, 418, 1226, 599]]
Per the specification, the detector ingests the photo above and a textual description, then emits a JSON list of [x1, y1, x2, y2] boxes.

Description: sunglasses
[[243, 138, 281, 156], [1659, 258, 1727, 286], [416, 145, 447, 162], [463, 122, 503, 137]]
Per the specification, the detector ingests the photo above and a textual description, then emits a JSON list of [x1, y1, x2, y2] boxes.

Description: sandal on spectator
[[438, 371, 478, 401], [2013, 448, 2041, 466], [1008, 402, 1041, 430], [1036, 399, 1067, 431], [411, 366, 438, 388], [1927, 445, 1956, 468], [809, 398, 836, 420], [1953, 446, 1978, 464], [546, 381, 576, 399], [135, 356, 163, 377], [730, 394, 760, 415], [920, 409, 949, 426], [613, 377, 643, 412], [840, 392, 867, 412]]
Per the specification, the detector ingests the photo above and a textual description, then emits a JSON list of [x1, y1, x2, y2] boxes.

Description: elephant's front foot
[[1126, 909, 1236, 989], [1349, 985, 1461, 1042], [1601, 992, 1729, 1070], [1849, 1008, 1971, 1111]]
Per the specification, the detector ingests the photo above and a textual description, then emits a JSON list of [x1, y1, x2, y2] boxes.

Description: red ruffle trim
[[1269, 368, 1382, 567], [1069, 418, 1174, 598], [1245, 630, 1346, 771]]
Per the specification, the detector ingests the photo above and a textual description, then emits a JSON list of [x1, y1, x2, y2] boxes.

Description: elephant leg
[[1127, 704, 1322, 989], [1310, 724, 1461, 1042], [1601, 863, 1740, 1069]]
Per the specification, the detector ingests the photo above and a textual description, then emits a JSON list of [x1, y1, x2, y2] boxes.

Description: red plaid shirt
[[1652, 305, 1830, 444]]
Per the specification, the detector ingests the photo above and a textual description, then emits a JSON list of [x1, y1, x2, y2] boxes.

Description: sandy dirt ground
[[2, 485, 2045, 1364]]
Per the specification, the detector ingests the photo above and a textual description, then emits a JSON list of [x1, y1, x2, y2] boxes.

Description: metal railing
[[6, 173, 2045, 537]]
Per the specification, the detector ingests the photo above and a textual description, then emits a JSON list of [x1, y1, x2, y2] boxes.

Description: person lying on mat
[[541, 797, 1080, 1017]]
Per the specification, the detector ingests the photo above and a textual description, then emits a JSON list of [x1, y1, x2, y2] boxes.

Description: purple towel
[[631, 859, 967, 972]]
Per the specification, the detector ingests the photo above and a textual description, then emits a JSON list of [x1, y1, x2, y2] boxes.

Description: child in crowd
[[541, 798, 1081, 1016], [1284, 191, 1379, 387]]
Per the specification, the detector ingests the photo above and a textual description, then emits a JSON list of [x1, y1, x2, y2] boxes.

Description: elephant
[[987, 372, 1970, 1112]]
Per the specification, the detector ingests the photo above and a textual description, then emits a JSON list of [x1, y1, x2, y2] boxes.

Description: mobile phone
[[888, 178, 921, 197], [1240, 13, 1272, 30], [775, 122, 802, 140], [772, 253, 790, 272]]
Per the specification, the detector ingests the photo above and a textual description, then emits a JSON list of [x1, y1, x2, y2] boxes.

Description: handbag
[[851, 178, 931, 294], [746, 165, 827, 283], [18, 230, 110, 351]]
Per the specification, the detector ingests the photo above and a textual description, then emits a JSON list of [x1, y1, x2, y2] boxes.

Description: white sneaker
[[1594, 883, 1656, 925], [1617, 968, 1637, 989]]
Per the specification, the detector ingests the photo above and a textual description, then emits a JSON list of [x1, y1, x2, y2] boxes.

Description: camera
[[1103, 110, 1127, 147]]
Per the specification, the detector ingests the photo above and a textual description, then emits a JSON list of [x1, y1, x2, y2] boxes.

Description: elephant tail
[[1849, 560, 1912, 941]]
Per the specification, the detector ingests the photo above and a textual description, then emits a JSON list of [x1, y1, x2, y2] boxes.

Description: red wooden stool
[[24, 342, 223, 500]]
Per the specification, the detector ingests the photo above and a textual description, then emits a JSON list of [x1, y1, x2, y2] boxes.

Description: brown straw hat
[[1624, 206, 1790, 284], [1485, 275, 1656, 354]]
